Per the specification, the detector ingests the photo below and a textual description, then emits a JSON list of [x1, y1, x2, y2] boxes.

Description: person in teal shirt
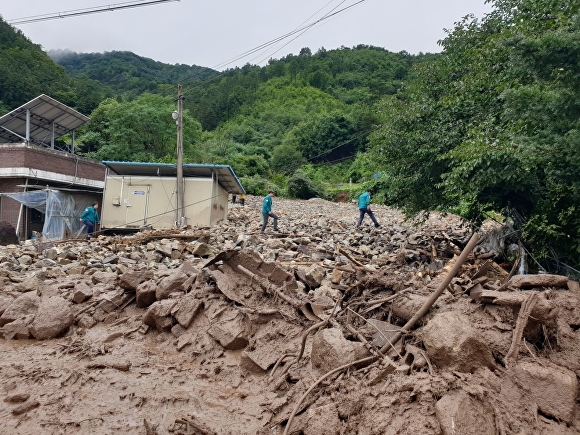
[[261, 190, 280, 233], [357, 189, 380, 228], [80, 202, 100, 240]]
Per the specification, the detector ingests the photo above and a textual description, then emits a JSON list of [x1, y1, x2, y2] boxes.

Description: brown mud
[[0, 196, 579, 434]]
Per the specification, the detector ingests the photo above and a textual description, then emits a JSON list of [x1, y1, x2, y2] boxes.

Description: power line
[[211, 0, 367, 71], [7, 0, 180, 25]]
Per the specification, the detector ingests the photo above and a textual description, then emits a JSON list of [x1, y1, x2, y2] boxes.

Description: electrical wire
[[191, 0, 368, 73], [7, 0, 180, 25], [250, 0, 350, 67]]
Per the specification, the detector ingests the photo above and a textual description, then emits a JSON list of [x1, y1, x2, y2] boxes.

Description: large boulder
[[29, 296, 74, 339], [421, 312, 495, 373], [311, 328, 370, 375]]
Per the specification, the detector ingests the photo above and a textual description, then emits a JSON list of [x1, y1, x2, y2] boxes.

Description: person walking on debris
[[240, 193, 246, 206], [261, 189, 280, 233], [232, 193, 237, 204], [357, 189, 380, 228], [80, 202, 100, 240]]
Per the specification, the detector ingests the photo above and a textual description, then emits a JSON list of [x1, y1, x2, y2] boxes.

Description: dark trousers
[[84, 220, 95, 239], [261, 212, 279, 232], [357, 208, 379, 227]]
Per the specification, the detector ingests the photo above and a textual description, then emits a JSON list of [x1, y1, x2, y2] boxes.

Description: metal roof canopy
[[0, 94, 89, 148], [102, 161, 245, 194]]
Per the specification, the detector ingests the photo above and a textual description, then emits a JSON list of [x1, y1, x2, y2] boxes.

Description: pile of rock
[[0, 196, 578, 434]]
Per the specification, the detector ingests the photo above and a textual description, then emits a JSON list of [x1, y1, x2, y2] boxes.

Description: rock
[[143, 300, 177, 331], [297, 264, 326, 289], [4, 391, 30, 403], [14, 276, 43, 293], [208, 313, 250, 350], [171, 324, 187, 338], [1, 315, 34, 340], [118, 270, 154, 290], [311, 328, 370, 375], [98, 290, 133, 313], [102, 255, 119, 264], [391, 293, 429, 322], [72, 282, 93, 304], [435, 390, 496, 435], [29, 296, 74, 339], [508, 362, 577, 424], [421, 312, 495, 373], [190, 242, 213, 257], [45, 248, 59, 260], [239, 351, 266, 374], [11, 399, 40, 415], [0, 291, 40, 326], [18, 255, 33, 265], [330, 268, 343, 284], [77, 314, 97, 329], [34, 258, 57, 268], [156, 270, 188, 300], [136, 280, 157, 308], [172, 294, 204, 328], [176, 334, 191, 351], [303, 403, 342, 435], [91, 271, 118, 286], [0, 295, 14, 317]]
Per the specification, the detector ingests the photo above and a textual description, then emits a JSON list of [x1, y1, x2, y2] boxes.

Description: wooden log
[[508, 274, 569, 289], [478, 290, 558, 322]]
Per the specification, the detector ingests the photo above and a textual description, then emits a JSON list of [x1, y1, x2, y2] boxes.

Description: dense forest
[[0, 0, 578, 274]]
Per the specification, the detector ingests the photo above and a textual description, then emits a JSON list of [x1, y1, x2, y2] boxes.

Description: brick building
[[0, 95, 105, 240]]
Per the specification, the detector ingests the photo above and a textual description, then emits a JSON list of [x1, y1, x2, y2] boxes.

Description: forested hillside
[[0, 19, 109, 115], [56, 44, 422, 198], [50, 49, 218, 97]]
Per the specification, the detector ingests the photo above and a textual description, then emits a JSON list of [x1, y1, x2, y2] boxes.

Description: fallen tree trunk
[[478, 290, 558, 323]]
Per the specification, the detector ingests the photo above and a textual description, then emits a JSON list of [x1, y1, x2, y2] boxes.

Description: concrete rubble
[[0, 194, 578, 434]]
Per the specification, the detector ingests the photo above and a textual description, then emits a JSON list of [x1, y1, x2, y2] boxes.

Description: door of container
[[125, 186, 149, 227]]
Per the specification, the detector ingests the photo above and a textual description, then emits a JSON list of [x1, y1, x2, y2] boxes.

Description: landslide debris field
[[0, 196, 579, 435]]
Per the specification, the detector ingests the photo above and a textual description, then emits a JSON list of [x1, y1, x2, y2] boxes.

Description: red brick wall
[[0, 144, 105, 181]]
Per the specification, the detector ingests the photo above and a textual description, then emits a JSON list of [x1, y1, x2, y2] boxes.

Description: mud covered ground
[[0, 196, 579, 434]]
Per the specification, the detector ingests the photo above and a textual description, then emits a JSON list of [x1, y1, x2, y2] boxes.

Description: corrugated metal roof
[[102, 161, 245, 194], [0, 94, 89, 145]]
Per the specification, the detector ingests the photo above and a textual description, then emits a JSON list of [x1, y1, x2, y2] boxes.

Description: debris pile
[[0, 195, 578, 434]]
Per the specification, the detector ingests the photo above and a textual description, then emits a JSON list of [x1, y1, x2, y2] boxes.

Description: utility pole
[[175, 84, 185, 227]]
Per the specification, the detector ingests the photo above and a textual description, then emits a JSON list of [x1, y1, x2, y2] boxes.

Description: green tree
[[293, 111, 362, 162], [270, 144, 305, 175], [369, 0, 580, 270], [78, 94, 202, 162]]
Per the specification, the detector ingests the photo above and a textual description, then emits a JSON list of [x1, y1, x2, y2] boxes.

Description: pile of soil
[[0, 196, 578, 434]]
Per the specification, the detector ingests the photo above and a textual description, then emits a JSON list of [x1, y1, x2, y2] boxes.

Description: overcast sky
[[2, 0, 492, 71]]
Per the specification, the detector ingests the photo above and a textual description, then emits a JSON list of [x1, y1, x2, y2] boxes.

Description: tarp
[[5, 190, 96, 241]]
